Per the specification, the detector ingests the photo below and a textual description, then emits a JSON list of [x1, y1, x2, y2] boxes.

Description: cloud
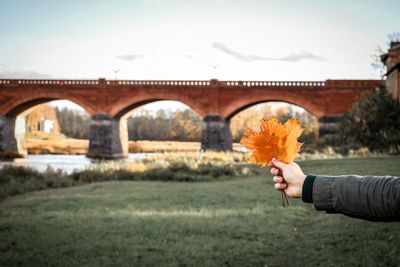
[[212, 42, 326, 62], [212, 42, 265, 62], [116, 54, 143, 61], [0, 66, 52, 79], [278, 51, 326, 62]]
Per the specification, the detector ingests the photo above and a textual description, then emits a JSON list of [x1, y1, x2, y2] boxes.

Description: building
[[39, 119, 55, 133], [25, 104, 60, 134], [381, 41, 400, 102]]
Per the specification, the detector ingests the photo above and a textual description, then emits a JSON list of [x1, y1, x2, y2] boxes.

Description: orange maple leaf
[[240, 117, 303, 166]]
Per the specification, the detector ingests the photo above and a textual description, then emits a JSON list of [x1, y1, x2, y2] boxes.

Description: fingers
[[274, 182, 287, 190], [273, 175, 283, 183], [272, 158, 285, 169], [273, 175, 286, 190], [270, 167, 280, 176]]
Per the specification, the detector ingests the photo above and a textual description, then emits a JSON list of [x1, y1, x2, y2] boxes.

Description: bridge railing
[[222, 81, 326, 87], [324, 79, 382, 88], [0, 79, 99, 85], [0, 79, 325, 87], [108, 80, 211, 86], [0, 79, 380, 88], [110, 80, 326, 87]]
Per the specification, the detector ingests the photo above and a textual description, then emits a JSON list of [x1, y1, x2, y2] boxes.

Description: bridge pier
[[87, 113, 128, 159], [201, 114, 232, 151], [0, 115, 26, 159], [318, 115, 343, 136]]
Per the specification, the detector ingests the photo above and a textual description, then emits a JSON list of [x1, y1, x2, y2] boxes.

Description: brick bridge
[[0, 78, 381, 158]]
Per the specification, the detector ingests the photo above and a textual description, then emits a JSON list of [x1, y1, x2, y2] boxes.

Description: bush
[[0, 160, 258, 200], [0, 165, 72, 200], [197, 162, 235, 177], [338, 89, 400, 154]]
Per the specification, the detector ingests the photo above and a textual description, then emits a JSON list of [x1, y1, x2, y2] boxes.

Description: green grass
[[0, 161, 254, 200], [0, 157, 399, 267]]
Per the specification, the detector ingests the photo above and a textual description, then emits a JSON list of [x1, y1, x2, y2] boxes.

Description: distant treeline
[[56, 108, 90, 139], [54, 108, 203, 141], [128, 109, 202, 141]]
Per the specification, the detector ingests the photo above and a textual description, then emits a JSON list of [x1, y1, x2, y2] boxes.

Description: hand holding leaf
[[240, 117, 303, 207]]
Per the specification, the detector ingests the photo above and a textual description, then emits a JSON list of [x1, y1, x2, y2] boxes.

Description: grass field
[[0, 157, 399, 267]]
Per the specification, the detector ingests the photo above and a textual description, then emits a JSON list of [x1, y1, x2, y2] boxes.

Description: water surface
[[0, 153, 152, 174]]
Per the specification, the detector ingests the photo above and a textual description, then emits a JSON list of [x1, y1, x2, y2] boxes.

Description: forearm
[[302, 175, 400, 221]]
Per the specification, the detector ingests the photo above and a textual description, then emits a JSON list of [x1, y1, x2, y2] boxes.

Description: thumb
[[272, 158, 286, 169]]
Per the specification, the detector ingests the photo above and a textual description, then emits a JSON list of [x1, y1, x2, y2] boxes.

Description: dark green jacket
[[302, 175, 400, 222]]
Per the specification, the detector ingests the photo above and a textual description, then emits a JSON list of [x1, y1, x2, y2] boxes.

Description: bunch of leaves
[[339, 89, 400, 154], [240, 117, 304, 166]]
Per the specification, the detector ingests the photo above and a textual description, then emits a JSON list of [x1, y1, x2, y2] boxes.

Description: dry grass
[[26, 139, 203, 155], [25, 137, 246, 155], [117, 151, 250, 175], [129, 140, 249, 153], [26, 138, 89, 155], [129, 140, 200, 152], [146, 150, 248, 164]]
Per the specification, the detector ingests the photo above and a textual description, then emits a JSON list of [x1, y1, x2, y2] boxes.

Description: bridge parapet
[[109, 80, 325, 87], [108, 80, 212, 86], [324, 79, 382, 88], [0, 79, 99, 85], [0, 78, 381, 89], [0, 79, 326, 87], [222, 80, 326, 87]]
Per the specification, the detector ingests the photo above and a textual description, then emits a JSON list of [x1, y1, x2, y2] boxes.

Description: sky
[[0, 0, 399, 111]]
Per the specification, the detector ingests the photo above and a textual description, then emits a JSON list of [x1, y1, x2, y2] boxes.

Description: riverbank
[[25, 139, 245, 154]]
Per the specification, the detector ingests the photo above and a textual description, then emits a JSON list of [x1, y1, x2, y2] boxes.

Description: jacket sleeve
[[309, 175, 400, 221]]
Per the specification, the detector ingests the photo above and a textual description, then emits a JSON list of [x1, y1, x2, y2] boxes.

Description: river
[[0, 153, 153, 174]]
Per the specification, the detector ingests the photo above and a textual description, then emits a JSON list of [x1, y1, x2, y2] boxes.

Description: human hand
[[269, 158, 306, 198]]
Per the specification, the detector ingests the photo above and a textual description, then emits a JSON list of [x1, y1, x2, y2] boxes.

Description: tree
[[230, 104, 273, 142], [56, 107, 90, 139], [371, 31, 400, 77], [339, 89, 400, 154], [127, 109, 202, 141]]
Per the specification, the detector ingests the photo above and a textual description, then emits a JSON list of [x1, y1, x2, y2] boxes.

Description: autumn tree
[[230, 103, 319, 147], [230, 104, 273, 142]]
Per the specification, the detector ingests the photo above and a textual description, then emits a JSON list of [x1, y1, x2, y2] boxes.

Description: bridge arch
[[109, 93, 207, 119], [123, 100, 202, 143], [222, 95, 325, 120], [4, 95, 95, 117], [0, 98, 91, 158]]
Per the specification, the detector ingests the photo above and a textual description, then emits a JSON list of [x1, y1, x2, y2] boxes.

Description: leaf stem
[[280, 190, 289, 208], [280, 190, 286, 207], [283, 190, 290, 207]]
